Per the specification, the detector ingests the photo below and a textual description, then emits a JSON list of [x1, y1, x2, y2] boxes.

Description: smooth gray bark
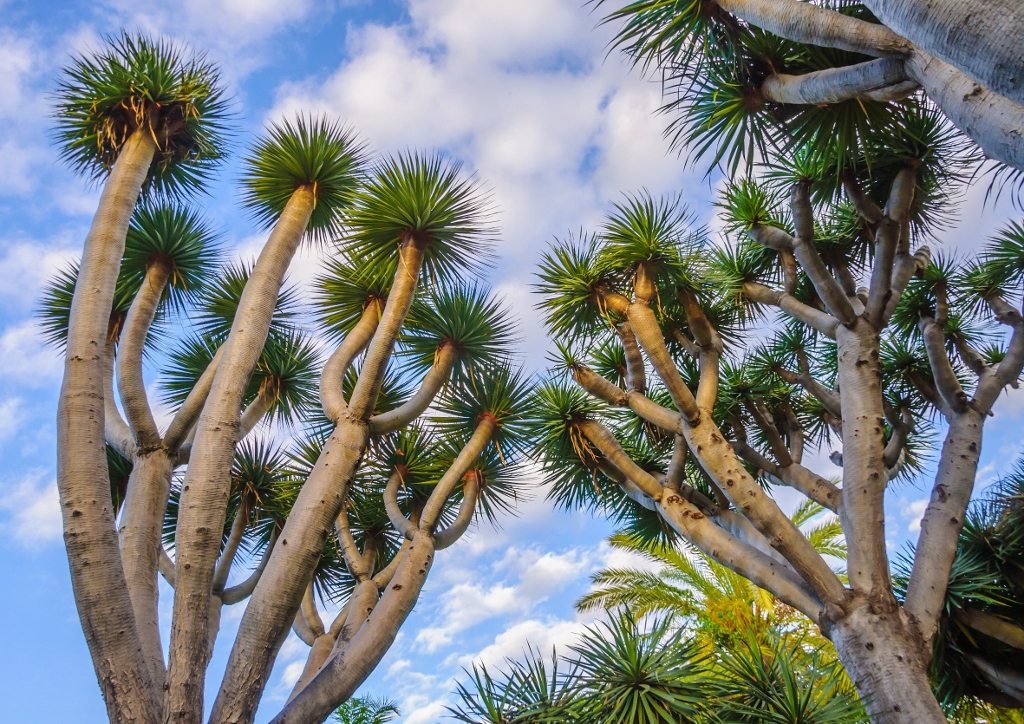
[[56, 128, 161, 724], [166, 187, 315, 724]]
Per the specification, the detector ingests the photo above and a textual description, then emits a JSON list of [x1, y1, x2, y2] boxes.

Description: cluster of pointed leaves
[[448, 608, 864, 724], [53, 32, 230, 195], [895, 456, 1024, 719]]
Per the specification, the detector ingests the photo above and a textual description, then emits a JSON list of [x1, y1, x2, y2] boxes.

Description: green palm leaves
[[54, 32, 230, 194], [242, 116, 367, 242], [343, 151, 496, 283]]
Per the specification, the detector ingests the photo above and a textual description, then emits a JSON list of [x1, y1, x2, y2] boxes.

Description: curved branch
[[222, 528, 278, 605], [212, 505, 248, 594], [103, 336, 136, 458], [369, 343, 458, 435], [742, 283, 839, 337], [434, 473, 480, 550], [919, 318, 969, 414], [320, 305, 380, 423], [348, 241, 426, 420], [116, 263, 169, 449], [716, 0, 910, 58], [617, 322, 646, 393], [383, 471, 418, 542], [420, 418, 495, 530], [760, 57, 915, 105], [624, 302, 700, 423], [237, 379, 278, 440]]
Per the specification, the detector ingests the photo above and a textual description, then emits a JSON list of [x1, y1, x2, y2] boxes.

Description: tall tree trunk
[[829, 595, 945, 723], [210, 242, 425, 724], [835, 320, 891, 596], [56, 128, 160, 724], [165, 187, 315, 724], [863, 0, 1024, 108], [270, 533, 436, 724], [118, 450, 175, 692]]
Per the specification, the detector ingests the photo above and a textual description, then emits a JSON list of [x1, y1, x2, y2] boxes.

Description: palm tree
[[51, 34, 228, 722], [332, 696, 400, 724]]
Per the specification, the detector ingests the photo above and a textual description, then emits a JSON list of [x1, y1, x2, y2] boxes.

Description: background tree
[[530, 92, 1024, 719], [46, 34, 531, 724], [595, 0, 1024, 179], [448, 609, 864, 724]]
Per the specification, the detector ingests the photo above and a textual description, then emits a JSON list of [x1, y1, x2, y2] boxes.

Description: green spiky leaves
[[342, 151, 496, 284], [242, 115, 367, 243], [122, 201, 222, 311], [54, 32, 230, 195], [402, 285, 518, 381]]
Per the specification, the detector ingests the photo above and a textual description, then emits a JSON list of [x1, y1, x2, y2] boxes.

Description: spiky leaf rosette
[[401, 284, 518, 383], [37, 260, 155, 350], [434, 363, 534, 457], [529, 379, 610, 512], [192, 261, 301, 339], [241, 115, 366, 243], [449, 649, 574, 724], [341, 151, 496, 285], [121, 200, 221, 311], [224, 438, 292, 559], [314, 251, 390, 341], [249, 329, 322, 426], [597, 191, 700, 285], [53, 32, 229, 195], [536, 232, 617, 339], [569, 611, 707, 724]]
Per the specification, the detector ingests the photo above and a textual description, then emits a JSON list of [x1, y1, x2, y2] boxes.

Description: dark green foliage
[[333, 696, 399, 724], [190, 261, 301, 340], [241, 115, 366, 243], [53, 32, 230, 195], [122, 201, 222, 311], [342, 151, 496, 285], [314, 252, 391, 341]]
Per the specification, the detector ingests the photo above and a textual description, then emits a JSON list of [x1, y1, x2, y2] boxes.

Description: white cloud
[[0, 469, 62, 546], [0, 237, 80, 313], [460, 617, 591, 672], [415, 546, 592, 653], [0, 321, 62, 385], [901, 498, 930, 533], [0, 397, 24, 439]]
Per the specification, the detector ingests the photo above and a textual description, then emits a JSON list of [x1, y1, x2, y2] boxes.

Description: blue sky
[[1, 1, 1023, 722]]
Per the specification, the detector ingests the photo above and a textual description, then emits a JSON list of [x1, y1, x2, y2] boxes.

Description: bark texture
[[166, 187, 315, 724], [56, 128, 160, 724], [829, 597, 945, 723], [863, 0, 1024, 108]]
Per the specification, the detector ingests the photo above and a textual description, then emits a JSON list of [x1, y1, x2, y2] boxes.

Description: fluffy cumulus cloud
[[0, 468, 61, 546]]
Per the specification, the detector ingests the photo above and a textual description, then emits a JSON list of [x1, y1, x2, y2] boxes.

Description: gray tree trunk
[[56, 128, 160, 724], [165, 187, 315, 724], [863, 0, 1024, 108]]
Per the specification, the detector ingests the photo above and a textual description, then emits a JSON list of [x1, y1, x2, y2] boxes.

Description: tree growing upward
[[47, 33, 531, 724], [531, 95, 1024, 720]]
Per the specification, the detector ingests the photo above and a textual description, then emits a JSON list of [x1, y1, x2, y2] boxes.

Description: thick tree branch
[[320, 305, 380, 423], [164, 345, 223, 452], [369, 343, 458, 435], [919, 318, 969, 414], [434, 473, 480, 550], [743, 282, 840, 337], [760, 57, 916, 105]]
